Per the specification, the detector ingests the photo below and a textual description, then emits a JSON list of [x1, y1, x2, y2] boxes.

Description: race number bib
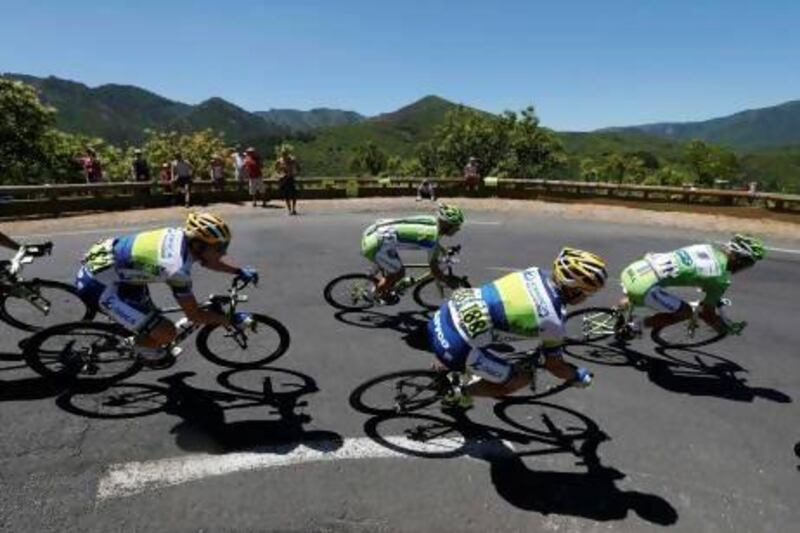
[[645, 252, 680, 279], [451, 289, 492, 339]]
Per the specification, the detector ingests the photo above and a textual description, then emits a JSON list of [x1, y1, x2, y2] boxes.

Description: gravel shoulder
[[5, 197, 800, 242]]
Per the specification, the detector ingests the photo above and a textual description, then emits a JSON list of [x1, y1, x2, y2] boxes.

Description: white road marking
[[96, 436, 516, 501], [765, 246, 800, 255]]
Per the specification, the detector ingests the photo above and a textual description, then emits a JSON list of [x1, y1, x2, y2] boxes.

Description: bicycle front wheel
[[323, 274, 378, 311], [564, 307, 618, 343], [196, 313, 290, 368], [651, 320, 726, 349], [23, 321, 141, 385], [0, 280, 95, 332], [413, 276, 471, 310]]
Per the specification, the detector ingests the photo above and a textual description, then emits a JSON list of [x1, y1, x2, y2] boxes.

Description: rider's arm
[[200, 255, 247, 276], [0, 231, 21, 251], [175, 293, 229, 326]]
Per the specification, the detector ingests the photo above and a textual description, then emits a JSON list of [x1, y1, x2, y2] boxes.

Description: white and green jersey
[[361, 216, 440, 260], [622, 244, 730, 306]]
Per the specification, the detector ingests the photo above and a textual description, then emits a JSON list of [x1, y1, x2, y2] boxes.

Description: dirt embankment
[[4, 197, 800, 243]]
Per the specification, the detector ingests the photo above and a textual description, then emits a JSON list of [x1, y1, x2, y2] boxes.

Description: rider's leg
[[98, 283, 175, 358], [461, 347, 521, 397], [374, 241, 404, 296], [641, 286, 690, 330], [697, 303, 727, 333]]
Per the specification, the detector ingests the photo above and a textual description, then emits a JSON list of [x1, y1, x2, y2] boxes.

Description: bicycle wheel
[[0, 280, 95, 332], [196, 313, 290, 368], [413, 276, 471, 310], [651, 320, 727, 349], [564, 307, 617, 343], [23, 321, 142, 385], [323, 274, 377, 311], [349, 369, 448, 415]]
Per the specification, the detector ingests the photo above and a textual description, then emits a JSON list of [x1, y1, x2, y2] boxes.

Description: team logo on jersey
[[522, 269, 550, 318], [433, 311, 451, 351], [676, 250, 693, 267]]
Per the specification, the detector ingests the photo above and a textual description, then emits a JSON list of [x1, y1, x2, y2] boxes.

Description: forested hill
[[603, 100, 800, 151]]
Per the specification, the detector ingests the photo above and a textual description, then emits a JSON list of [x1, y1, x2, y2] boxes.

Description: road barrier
[[1, 177, 799, 219]]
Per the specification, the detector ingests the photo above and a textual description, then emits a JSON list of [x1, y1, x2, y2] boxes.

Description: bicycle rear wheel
[[323, 274, 377, 310], [564, 307, 617, 343], [413, 276, 471, 310], [23, 321, 142, 385], [349, 369, 449, 415], [196, 313, 290, 368], [651, 320, 726, 349], [0, 280, 95, 332]]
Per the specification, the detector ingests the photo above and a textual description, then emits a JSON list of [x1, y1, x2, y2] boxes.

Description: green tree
[[434, 106, 507, 176], [140, 129, 228, 180], [350, 141, 388, 176], [493, 107, 566, 179], [685, 139, 742, 187], [0, 78, 56, 184]]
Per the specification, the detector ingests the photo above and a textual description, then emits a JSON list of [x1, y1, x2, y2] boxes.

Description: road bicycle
[[0, 243, 95, 331], [349, 349, 572, 416], [22, 277, 289, 386], [324, 245, 470, 311], [565, 297, 737, 349]]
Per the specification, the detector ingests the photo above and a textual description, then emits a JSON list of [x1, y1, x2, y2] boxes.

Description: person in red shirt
[[78, 148, 104, 183], [243, 147, 266, 207]]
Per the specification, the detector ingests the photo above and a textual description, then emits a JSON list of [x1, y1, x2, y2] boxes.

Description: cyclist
[[428, 247, 608, 408], [617, 234, 765, 337], [360, 203, 464, 302], [75, 212, 258, 364]]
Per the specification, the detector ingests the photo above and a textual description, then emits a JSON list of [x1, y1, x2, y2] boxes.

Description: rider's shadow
[[488, 426, 678, 524], [334, 309, 431, 352], [0, 348, 65, 402], [161, 370, 343, 454], [565, 342, 791, 404], [356, 391, 677, 526]]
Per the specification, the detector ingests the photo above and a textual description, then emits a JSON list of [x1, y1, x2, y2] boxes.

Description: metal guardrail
[[1, 177, 799, 219]]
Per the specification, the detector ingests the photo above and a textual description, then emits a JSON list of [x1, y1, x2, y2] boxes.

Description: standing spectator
[[159, 162, 172, 194], [78, 147, 104, 183], [275, 145, 299, 215], [243, 147, 266, 207], [171, 152, 194, 207], [209, 154, 225, 191], [131, 149, 150, 182], [232, 145, 246, 188], [416, 179, 436, 202], [463, 156, 480, 192]]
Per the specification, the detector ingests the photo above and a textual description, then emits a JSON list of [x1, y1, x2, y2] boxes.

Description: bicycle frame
[[372, 245, 463, 293]]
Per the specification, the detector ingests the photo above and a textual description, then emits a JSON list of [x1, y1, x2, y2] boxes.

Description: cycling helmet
[[552, 247, 608, 293], [437, 203, 465, 226], [727, 234, 766, 262], [185, 212, 231, 248]]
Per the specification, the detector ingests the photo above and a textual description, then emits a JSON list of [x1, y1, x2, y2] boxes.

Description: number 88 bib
[[449, 288, 492, 343]]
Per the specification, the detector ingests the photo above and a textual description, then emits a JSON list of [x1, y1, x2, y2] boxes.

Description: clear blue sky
[[1, 0, 797, 130]]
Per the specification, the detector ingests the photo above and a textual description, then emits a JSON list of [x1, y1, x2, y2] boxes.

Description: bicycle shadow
[[334, 309, 432, 351], [0, 348, 66, 402], [564, 342, 791, 403], [355, 394, 677, 526], [56, 367, 343, 455]]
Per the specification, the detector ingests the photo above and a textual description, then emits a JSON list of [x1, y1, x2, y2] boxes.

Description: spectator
[[130, 148, 150, 182], [159, 162, 172, 193], [171, 153, 194, 207], [463, 156, 480, 192], [416, 179, 436, 202], [243, 147, 267, 207], [232, 145, 246, 187], [78, 147, 104, 183], [275, 145, 299, 215], [210, 154, 225, 191]]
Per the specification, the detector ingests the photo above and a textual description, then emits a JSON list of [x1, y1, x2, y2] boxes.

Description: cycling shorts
[[76, 266, 161, 334], [621, 260, 683, 313]]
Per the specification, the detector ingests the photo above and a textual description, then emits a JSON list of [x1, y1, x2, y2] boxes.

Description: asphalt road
[[2, 205, 799, 532]]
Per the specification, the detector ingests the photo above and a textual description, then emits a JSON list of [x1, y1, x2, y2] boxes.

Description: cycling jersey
[[361, 216, 440, 271], [622, 243, 730, 310], [428, 267, 566, 384], [76, 228, 194, 333]]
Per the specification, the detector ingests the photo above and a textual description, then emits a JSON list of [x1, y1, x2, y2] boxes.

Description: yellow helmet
[[185, 212, 231, 247], [552, 247, 607, 293]]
